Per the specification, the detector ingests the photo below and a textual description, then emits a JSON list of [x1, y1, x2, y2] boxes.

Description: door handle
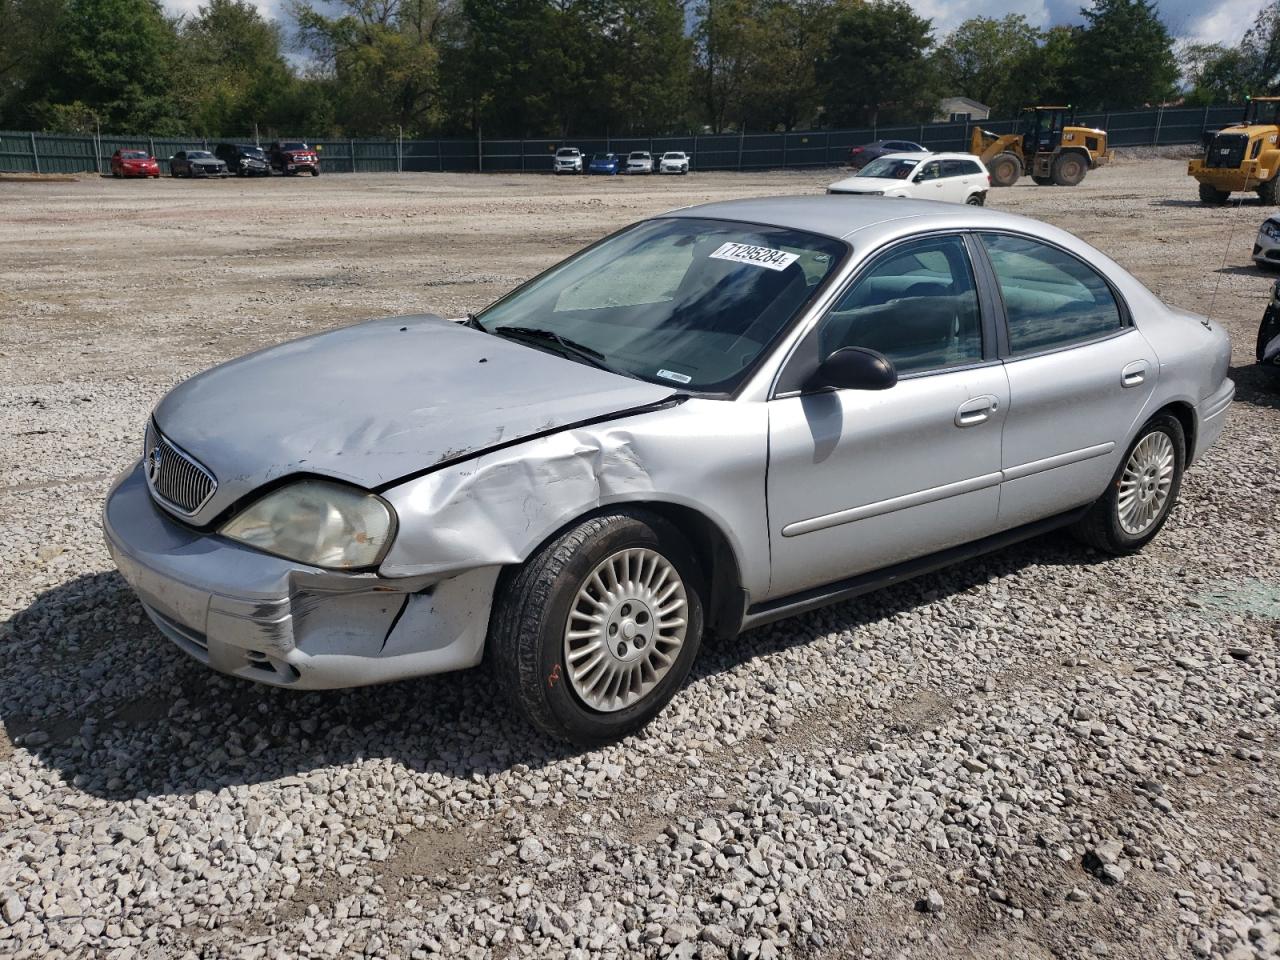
[[955, 395, 999, 427], [1121, 360, 1149, 388]]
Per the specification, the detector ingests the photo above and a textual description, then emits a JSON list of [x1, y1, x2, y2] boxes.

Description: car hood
[[828, 176, 901, 192], [152, 314, 676, 523]]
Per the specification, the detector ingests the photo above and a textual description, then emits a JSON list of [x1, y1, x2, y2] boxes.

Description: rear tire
[[1199, 182, 1230, 205], [490, 511, 705, 746], [1051, 151, 1087, 186], [1070, 413, 1185, 555], [966, 192, 985, 206], [989, 152, 1022, 187]]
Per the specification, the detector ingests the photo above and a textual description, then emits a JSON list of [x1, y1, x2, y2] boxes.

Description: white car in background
[[626, 151, 654, 174], [554, 148, 583, 174], [1253, 214, 1280, 269], [659, 152, 690, 175], [828, 152, 990, 205]]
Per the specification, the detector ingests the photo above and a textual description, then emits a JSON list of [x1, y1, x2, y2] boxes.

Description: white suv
[[827, 152, 990, 205], [659, 152, 690, 175], [626, 151, 654, 174], [553, 148, 582, 174]]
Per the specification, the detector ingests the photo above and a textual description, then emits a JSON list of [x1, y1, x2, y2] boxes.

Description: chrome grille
[[144, 424, 217, 516]]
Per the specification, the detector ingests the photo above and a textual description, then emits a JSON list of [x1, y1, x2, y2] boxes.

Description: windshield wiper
[[463, 312, 485, 330], [490, 325, 614, 371]]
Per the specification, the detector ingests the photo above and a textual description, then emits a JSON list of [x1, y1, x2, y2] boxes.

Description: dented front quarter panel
[[378, 398, 772, 601]]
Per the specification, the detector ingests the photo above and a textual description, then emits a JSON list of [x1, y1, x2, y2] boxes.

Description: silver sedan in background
[[104, 198, 1234, 745]]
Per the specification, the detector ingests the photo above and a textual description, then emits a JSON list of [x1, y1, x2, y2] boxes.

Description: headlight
[[1264, 221, 1280, 240], [220, 480, 396, 569]]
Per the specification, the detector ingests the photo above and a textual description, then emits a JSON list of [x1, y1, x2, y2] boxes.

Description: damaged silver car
[[104, 197, 1235, 744]]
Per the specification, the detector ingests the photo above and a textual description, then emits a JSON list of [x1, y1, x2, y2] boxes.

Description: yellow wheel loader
[[969, 106, 1110, 187], [1189, 96, 1280, 205]]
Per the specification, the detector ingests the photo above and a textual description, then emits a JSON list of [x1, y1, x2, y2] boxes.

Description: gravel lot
[[1, 159, 1277, 960]]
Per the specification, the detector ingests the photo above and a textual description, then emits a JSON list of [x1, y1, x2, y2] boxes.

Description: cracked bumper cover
[[102, 463, 498, 689]]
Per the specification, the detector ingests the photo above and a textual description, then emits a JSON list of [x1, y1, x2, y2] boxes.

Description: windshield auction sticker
[[709, 242, 799, 272]]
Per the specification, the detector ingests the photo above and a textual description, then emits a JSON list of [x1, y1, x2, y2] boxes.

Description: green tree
[[27, 0, 179, 132], [1073, 0, 1177, 109], [934, 15, 1042, 118], [820, 0, 936, 128], [744, 0, 846, 130], [694, 0, 757, 132], [294, 0, 445, 136], [597, 0, 690, 135], [1181, 42, 1253, 105], [178, 0, 294, 136], [0, 0, 65, 125]]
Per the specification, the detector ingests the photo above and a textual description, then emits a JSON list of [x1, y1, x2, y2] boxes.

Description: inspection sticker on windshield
[[656, 369, 692, 384], [709, 242, 799, 272]]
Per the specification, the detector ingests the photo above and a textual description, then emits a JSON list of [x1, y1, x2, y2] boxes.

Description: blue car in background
[[588, 153, 621, 175]]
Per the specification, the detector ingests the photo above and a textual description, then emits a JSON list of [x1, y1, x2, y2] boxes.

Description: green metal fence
[[0, 105, 1247, 176]]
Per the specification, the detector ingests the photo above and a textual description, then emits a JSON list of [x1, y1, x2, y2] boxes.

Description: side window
[[818, 235, 983, 375], [917, 161, 941, 180], [941, 159, 966, 177], [980, 234, 1123, 353]]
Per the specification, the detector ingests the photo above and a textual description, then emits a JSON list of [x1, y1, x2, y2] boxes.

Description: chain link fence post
[[30, 132, 39, 174]]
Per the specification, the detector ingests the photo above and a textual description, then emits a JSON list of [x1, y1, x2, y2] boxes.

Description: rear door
[[976, 232, 1159, 528]]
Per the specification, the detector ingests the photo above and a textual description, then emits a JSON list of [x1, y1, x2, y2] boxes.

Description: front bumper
[[1192, 378, 1235, 464], [1253, 226, 1280, 265], [1189, 158, 1271, 193], [103, 463, 498, 689], [659, 165, 686, 174]]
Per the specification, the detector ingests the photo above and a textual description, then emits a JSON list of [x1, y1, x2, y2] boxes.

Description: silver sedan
[[104, 198, 1234, 744]]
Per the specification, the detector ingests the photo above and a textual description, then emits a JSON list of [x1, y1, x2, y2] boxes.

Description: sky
[[159, 0, 1266, 50]]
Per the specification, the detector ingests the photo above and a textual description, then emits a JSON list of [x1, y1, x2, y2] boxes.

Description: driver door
[[764, 233, 1009, 599]]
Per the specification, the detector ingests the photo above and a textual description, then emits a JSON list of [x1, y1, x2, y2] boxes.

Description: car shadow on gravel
[[1231, 363, 1280, 410], [1, 527, 1112, 801]]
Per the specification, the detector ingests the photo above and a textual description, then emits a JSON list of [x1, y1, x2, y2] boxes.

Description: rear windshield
[[476, 217, 846, 394], [859, 157, 920, 179]]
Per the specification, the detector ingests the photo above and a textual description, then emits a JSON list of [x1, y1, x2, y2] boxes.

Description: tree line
[[0, 0, 1277, 140]]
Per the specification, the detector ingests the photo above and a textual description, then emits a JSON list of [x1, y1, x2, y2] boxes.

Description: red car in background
[[110, 149, 160, 178]]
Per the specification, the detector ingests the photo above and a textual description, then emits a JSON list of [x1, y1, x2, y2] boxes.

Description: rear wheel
[[490, 511, 705, 745], [966, 192, 985, 206], [1052, 151, 1087, 186], [1199, 182, 1230, 205], [1071, 413, 1185, 554], [989, 152, 1022, 187]]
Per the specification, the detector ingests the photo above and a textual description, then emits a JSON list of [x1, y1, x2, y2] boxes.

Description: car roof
[[658, 195, 1032, 241]]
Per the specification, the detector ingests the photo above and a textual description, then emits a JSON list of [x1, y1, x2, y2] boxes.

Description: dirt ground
[[1, 161, 1277, 960]]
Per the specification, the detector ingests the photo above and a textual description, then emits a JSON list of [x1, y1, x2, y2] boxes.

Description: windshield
[[858, 157, 920, 179], [663, 153, 684, 160], [120, 151, 147, 159], [240, 146, 264, 157], [556, 149, 578, 157], [281, 142, 307, 150], [594, 154, 615, 162], [630, 152, 648, 159], [475, 217, 845, 394], [187, 151, 213, 160], [1246, 100, 1280, 125]]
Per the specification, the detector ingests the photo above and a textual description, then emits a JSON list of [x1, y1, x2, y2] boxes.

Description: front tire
[[1051, 151, 1087, 186], [490, 511, 705, 746], [1199, 182, 1230, 205], [1071, 413, 1185, 554], [1257, 177, 1280, 205], [989, 152, 1022, 187]]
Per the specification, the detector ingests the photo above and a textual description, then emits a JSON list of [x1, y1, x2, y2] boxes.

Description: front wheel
[[1070, 413, 1185, 554], [1257, 176, 1280, 205], [989, 152, 1022, 187], [1199, 182, 1230, 205], [490, 511, 705, 746], [1051, 151, 1087, 186]]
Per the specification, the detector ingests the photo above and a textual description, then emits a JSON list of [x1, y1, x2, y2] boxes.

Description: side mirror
[[806, 347, 897, 392]]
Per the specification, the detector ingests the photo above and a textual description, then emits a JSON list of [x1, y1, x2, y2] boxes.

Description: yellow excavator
[[1189, 96, 1280, 204], [969, 106, 1110, 187]]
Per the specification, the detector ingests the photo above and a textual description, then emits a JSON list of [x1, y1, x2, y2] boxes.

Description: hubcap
[[1117, 431, 1175, 536], [563, 547, 688, 713]]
